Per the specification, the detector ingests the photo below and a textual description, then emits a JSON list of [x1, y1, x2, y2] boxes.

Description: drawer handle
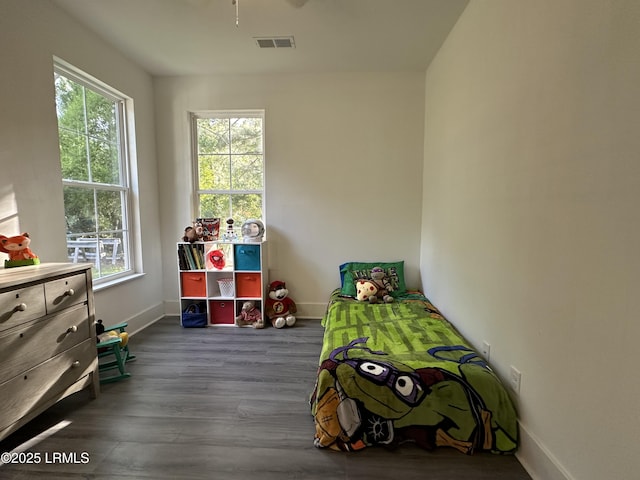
[[71, 361, 81, 368], [64, 289, 75, 297], [66, 325, 78, 334], [14, 303, 27, 312]]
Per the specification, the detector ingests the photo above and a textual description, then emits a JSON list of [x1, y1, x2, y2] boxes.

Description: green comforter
[[310, 290, 518, 454]]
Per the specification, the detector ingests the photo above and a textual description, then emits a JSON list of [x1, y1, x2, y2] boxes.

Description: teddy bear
[[0, 233, 39, 266], [182, 225, 202, 243], [355, 267, 394, 303], [265, 280, 297, 328], [235, 301, 264, 329]]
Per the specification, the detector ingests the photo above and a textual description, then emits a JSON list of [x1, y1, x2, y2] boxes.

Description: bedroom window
[[191, 111, 265, 227], [54, 60, 135, 284]]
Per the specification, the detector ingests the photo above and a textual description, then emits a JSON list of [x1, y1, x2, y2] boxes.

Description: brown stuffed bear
[[182, 225, 202, 243], [235, 301, 264, 329]]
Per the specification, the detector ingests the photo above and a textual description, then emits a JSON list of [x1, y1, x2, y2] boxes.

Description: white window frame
[[54, 58, 139, 287], [190, 110, 266, 226]]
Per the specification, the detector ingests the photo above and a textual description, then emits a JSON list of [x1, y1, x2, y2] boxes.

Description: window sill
[[93, 272, 146, 292]]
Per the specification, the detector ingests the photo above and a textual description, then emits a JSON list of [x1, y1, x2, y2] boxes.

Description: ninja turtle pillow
[[339, 261, 406, 298]]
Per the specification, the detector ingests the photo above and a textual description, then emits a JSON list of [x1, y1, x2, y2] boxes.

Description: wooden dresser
[[0, 263, 99, 441]]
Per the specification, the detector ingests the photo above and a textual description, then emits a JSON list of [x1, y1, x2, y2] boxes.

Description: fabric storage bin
[[181, 303, 207, 328], [209, 300, 235, 325], [235, 273, 262, 297], [217, 278, 235, 297], [234, 244, 261, 271], [181, 272, 206, 297]]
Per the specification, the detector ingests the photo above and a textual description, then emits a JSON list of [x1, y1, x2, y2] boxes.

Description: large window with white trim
[[192, 111, 265, 227], [54, 61, 134, 283]]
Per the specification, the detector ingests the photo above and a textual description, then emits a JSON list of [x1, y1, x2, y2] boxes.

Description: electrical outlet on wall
[[481, 341, 491, 361], [509, 366, 522, 394]]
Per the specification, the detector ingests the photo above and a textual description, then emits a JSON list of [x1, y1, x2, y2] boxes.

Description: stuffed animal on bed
[[355, 267, 394, 303], [265, 280, 297, 328], [235, 301, 264, 329]]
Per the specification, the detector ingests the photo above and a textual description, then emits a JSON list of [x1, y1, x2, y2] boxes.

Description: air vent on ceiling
[[254, 36, 296, 49]]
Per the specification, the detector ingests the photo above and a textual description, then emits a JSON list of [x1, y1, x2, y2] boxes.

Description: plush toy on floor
[[235, 301, 264, 329], [265, 280, 297, 328], [0, 232, 40, 268]]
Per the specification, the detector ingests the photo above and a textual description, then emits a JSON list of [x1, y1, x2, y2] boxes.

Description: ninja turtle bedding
[[310, 289, 519, 454]]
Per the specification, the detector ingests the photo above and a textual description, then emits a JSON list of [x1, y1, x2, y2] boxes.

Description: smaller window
[[54, 60, 135, 284], [192, 112, 265, 227]]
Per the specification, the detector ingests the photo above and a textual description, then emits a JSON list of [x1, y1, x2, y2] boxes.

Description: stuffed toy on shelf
[[223, 217, 237, 241], [234, 301, 264, 329], [265, 280, 297, 328], [0, 232, 40, 268], [182, 225, 202, 243]]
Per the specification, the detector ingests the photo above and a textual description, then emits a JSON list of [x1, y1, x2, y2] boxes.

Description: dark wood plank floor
[[0, 317, 532, 479]]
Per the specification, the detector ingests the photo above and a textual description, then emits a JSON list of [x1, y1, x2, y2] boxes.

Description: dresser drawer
[[0, 339, 96, 431], [0, 304, 92, 381], [0, 284, 46, 331], [44, 273, 88, 314]]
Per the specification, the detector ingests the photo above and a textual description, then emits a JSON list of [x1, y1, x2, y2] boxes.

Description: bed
[[309, 262, 519, 455]]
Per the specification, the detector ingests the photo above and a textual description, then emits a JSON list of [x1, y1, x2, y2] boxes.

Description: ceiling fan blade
[[286, 0, 309, 7]]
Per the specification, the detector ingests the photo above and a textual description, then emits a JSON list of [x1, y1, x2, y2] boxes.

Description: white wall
[[0, 0, 164, 332], [421, 1, 640, 479], [156, 73, 426, 317]]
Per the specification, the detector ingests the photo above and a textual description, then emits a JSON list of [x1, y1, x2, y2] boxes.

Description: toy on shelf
[[183, 218, 221, 243], [265, 280, 296, 328], [241, 219, 265, 243], [182, 225, 202, 243], [0, 232, 40, 268], [196, 217, 220, 241], [223, 218, 237, 241], [207, 249, 226, 270], [234, 301, 264, 329]]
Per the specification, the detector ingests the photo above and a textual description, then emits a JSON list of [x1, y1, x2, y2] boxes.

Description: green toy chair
[[96, 321, 136, 384]]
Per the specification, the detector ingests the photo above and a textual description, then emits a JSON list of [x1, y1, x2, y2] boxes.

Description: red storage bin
[[209, 300, 235, 325], [235, 273, 262, 297], [181, 272, 206, 297]]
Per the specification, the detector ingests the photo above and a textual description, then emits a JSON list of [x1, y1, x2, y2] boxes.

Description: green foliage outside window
[[195, 115, 264, 226], [55, 70, 129, 279]]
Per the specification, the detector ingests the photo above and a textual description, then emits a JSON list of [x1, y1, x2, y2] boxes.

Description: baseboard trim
[[517, 421, 574, 480], [120, 302, 165, 335], [296, 302, 327, 319]]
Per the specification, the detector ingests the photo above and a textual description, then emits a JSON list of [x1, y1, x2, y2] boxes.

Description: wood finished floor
[[0, 317, 532, 480]]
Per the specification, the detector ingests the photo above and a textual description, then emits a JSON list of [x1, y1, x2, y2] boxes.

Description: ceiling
[[53, 0, 469, 76]]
